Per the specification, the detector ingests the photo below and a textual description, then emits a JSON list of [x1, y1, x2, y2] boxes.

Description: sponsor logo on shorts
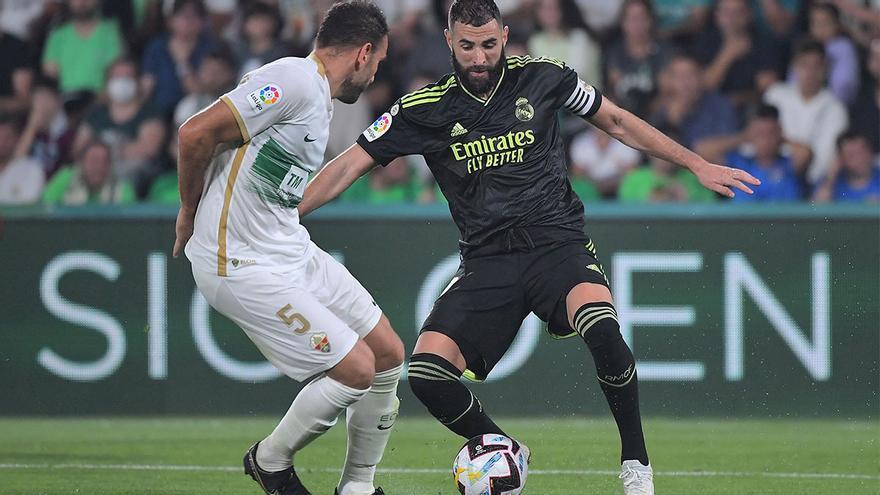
[[310, 332, 331, 353], [230, 258, 257, 269]]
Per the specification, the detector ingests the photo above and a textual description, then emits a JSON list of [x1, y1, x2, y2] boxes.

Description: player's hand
[[694, 162, 761, 198], [172, 207, 196, 258]]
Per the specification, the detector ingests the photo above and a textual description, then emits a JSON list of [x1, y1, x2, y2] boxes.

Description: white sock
[[337, 364, 402, 495], [257, 375, 369, 472]]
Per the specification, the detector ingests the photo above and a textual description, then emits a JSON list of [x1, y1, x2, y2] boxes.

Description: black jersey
[[356, 55, 603, 249]]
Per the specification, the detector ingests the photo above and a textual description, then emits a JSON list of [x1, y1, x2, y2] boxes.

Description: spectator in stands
[[0, 116, 45, 205], [825, 0, 880, 48], [174, 47, 237, 128], [569, 128, 640, 198], [725, 104, 806, 201], [42, 139, 135, 205], [574, 0, 625, 41], [13, 79, 74, 178], [750, 0, 800, 37], [528, 0, 601, 86], [693, 0, 782, 109], [618, 155, 716, 202], [73, 57, 166, 191], [809, 2, 860, 104], [41, 0, 123, 94], [653, 0, 711, 43], [0, 0, 57, 41], [340, 160, 421, 204], [764, 39, 848, 186], [141, 0, 216, 115], [851, 38, 879, 152], [0, 30, 34, 116], [814, 131, 880, 203], [650, 54, 739, 151], [235, 3, 290, 79], [147, 133, 180, 204], [404, 0, 456, 84], [605, 0, 673, 119]]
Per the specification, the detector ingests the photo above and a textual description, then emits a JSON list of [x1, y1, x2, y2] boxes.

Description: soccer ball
[[453, 434, 528, 495]]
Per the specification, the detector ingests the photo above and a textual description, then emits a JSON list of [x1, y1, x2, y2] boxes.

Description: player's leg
[[309, 248, 404, 495], [336, 316, 403, 495], [408, 256, 526, 440], [565, 282, 648, 465], [526, 238, 652, 493], [409, 331, 508, 439], [192, 267, 372, 495], [566, 282, 653, 494]]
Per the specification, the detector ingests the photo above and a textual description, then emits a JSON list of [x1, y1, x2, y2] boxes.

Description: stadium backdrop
[[1, 203, 877, 418]]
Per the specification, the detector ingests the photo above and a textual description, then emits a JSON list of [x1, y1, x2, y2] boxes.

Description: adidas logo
[[450, 122, 468, 137]]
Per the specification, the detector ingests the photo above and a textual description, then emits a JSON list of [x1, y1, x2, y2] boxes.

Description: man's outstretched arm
[[173, 100, 244, 258], [298, 143, 377, 217], [589, 97, 760, 198]]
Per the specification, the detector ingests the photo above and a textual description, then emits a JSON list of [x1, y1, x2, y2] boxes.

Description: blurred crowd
[[0, 0, 877, 207]]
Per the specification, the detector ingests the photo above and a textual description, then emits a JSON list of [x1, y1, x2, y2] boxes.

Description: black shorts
[[421, 226, 609, 381]]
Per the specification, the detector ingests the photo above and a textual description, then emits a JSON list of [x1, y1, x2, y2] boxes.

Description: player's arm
[[298, 144, 377, 217], [172, 100, 244, 257], [589, 98, 760, 198]]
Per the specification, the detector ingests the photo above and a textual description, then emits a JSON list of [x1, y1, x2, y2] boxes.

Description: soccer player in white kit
[[171, 3, 402, 495]]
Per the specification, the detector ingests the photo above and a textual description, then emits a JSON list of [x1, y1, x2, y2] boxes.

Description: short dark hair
[[448, 0, 502, 28], [172, 0, 206, 17], [836, 129, 873, 152], [204, 44, 237, 70], [316, 1, 388, 49], [244, 3, 284, 39], [794, 38, 826, 60], [810, 2, 841, 22], [750, 103, 780, 122]]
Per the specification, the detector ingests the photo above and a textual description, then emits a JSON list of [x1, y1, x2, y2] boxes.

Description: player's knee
[[334, 340, 375, 390], [375, 332, 405, 371], [574, 302, 636, 388], [407, 353, 462, 403]]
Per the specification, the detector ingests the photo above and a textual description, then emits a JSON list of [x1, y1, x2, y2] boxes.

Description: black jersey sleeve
[[544, 63, 603, 118], [356, 101, 425, 166]]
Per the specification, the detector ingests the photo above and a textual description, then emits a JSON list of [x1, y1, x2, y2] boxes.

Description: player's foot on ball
[[619, 460, 654, 495], [334, 488, 385, 495], [243, 442, 312, 495]]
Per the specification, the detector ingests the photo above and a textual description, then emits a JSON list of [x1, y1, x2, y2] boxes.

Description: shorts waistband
[[460, 226, 587, 258]]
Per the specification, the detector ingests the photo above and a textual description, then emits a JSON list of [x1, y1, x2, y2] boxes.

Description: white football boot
[[620, 460, 654, 495]]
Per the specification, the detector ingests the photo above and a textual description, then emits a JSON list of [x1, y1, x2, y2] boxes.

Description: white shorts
[[192, 245, 383, 381]]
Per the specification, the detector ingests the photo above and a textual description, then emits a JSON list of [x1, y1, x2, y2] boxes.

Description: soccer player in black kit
[[299, 0, 759, 493]]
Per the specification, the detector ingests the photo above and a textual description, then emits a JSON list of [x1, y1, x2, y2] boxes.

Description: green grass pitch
[[0, 417, 876, 494]]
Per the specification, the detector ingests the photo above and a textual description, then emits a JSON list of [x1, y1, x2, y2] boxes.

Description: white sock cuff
[[371, 364, 402, 394], [320, 376, 370, 408]]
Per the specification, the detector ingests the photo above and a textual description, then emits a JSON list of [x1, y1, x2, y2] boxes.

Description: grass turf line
[[0, 417, 876, 494]]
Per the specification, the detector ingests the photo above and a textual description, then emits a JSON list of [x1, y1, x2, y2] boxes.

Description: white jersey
[[186, 56, 332, 276]]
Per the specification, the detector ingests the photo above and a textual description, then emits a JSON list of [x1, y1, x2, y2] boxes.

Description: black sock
[[408, 353, 506, 439], [575, 302, 649, 465]]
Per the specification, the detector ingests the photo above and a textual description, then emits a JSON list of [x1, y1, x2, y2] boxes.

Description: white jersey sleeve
[[221, 61, 313, 141]]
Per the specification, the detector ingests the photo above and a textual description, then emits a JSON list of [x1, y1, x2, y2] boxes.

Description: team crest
[[311, 333, 331, 353], [515, 97, 534, 122]]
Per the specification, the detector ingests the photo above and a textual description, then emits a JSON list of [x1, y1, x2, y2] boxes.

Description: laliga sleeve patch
[[247, 84, 283, 113], [362, 112, 393, 142]]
